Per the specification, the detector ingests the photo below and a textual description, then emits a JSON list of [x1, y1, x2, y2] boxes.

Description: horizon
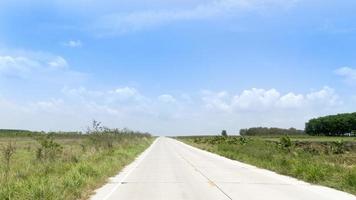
[[1, 0, 356, 135]]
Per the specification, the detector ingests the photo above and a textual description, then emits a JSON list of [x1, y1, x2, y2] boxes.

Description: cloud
[[202, 87, 341, 112], [62, 40, 82, 48], [0, 84, 350, 135], [305, 87, 340, 106], [0, 55, 41, 77], [31, 99, 65, 112], [202, 90, 231, 112], [62, 87, 104, 98], [48, 56, 69, 69], [92, 0, 300, 35], [335, 67, 356, 85], [109, 87, 140, 99], [62, 86, 150, 111], [232, 88, 280, 111], [0, 49, 87, 86], [277, 92, 304, 108], [158, 94, 177, 103], [0, 53, 70, 77]]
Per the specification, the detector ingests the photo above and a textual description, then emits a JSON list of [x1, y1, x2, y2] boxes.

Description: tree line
[[305, 112, 356, 136], [239, 127, 304, 136]]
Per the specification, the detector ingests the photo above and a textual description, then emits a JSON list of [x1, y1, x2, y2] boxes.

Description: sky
[[0, 0, 356, 135]]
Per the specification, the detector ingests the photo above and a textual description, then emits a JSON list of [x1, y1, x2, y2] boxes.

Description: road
[[91, 137, 356, 200]]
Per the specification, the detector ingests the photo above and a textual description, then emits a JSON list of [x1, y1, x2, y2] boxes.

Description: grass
[[0, 131, 153, 200], [177, 135, 356, 195]]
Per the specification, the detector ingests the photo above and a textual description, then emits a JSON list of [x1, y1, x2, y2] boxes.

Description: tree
[[221, 130, 228, 137], [305, 112, 356, 136], [239, 127, 304, 136]]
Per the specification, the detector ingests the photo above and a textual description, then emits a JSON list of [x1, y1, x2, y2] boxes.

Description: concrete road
[[91, 137, 356, 200]]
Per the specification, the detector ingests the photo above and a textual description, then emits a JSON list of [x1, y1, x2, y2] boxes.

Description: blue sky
[[0, 0, 355, 135]]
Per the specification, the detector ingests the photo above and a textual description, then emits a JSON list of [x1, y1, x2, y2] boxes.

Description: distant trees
[[239, 127, 304, 136], [221, 130, 228, 137], [305, 112, 356, 136]]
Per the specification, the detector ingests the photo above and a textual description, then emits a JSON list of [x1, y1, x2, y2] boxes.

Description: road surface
[[91, 137, 356, 200]]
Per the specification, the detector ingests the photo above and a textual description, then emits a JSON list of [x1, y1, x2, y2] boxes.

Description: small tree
[[279, 135, 292, 149], [36, 136, 62, 161], [221, 130, 228, 137]]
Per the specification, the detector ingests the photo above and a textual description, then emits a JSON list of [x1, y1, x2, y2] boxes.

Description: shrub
[[1, 141, 16, 182], [36, 136, 63, 161], [239, 137, 248, 145], [331, 140, 345, 154], [279, 135, 292, 149]]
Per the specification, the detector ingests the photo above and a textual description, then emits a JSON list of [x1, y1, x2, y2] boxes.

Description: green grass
[[0, 133, 153, 200], [178, 135, 356, 195]]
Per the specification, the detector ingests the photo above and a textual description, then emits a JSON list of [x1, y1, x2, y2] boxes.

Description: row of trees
[[0, 120, 151, 138], [305, 112, 356, 136], [239, 127, 304, 136]]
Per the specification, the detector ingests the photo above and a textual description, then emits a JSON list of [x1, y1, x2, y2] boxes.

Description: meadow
[[0, 127, 153, 200], [177, 135, 356, 195]]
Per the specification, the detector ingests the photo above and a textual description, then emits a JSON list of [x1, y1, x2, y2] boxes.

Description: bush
[[279, 135, 292, 149], [1, 141, 16, 182], [239, 137, 248, 145], [331, 140, 345, 154], [36, 136, 63, 161]]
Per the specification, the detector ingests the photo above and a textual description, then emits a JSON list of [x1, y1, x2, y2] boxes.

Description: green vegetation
[[221, 130, 228, 137], [306, 112, 356, 136], [178, 135, 356, 195], [240, 127, 305, 136], [0, 123, 153, 200]]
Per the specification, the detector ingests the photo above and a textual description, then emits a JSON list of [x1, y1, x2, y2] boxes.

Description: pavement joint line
[[214, 182, 301, 185], [100, 138, 158, 200], [175, 147, 233, 200]]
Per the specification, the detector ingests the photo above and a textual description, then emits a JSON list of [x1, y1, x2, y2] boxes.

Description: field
[[0, 130, 153, 200], [177, 135, 356, 195]]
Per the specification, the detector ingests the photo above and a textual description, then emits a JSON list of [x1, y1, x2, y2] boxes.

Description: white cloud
[[0, 85, 351, 135], [61, 87, 104, 98], [0, 52, 71, 77], [202, 90, 231, 112], [109, 87, 139, 99], [277, 92, 304, 108], [32, 99, 65, 112], [63, 40, 82, 48], [0, 55, 41, 77], [48, 56, 69, 69], [232, 88, 280, 111], [92, 0, 300, 35], [62, 86, 150, 112], [158, 94, 177, 103], [335, 67, 356, 85], [0, 49, 87, 87], [306, 86, 340, 106], [202, 87, 341, 112]]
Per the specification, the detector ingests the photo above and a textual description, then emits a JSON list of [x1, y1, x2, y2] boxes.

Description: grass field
[[0, 131, 153, 200], [178, 135, 356, 195]]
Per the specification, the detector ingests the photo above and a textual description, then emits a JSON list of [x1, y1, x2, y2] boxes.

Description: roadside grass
[[0, 132, 153, 200], [178, 136, 356, 195]]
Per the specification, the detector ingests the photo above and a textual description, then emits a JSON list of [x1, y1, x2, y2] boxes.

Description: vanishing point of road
[[91, 137, 356, 200]]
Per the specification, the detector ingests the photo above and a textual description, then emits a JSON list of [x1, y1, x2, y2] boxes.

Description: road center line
[[174, 143, 233, 200]]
